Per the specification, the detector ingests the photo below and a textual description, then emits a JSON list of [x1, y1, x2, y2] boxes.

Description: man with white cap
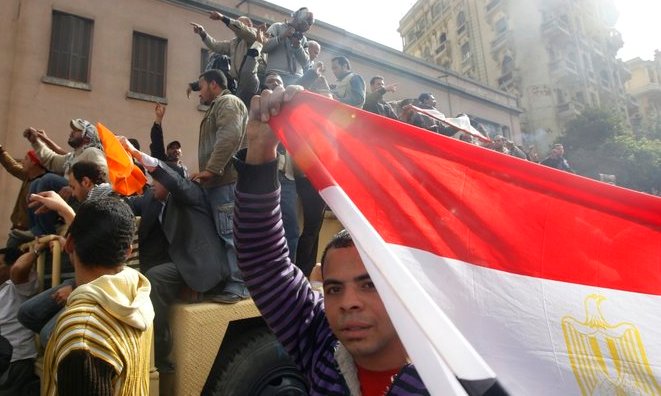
[[23, 119, 107, 178]]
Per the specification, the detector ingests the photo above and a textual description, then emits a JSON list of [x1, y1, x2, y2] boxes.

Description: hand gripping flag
[[268, 91, 661, 395], [97, 123, 146, 196]]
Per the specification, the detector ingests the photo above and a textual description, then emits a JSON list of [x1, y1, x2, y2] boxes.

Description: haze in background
[[268, 0, 660, 60]]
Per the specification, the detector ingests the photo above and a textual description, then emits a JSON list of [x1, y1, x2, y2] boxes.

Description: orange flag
[[96, 122, 146, 195]]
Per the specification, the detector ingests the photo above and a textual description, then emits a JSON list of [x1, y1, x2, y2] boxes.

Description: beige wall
[[0, 0, 521, 238]]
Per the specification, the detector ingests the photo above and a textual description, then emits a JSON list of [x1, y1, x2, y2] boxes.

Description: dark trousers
[[0, 358, 39, 396], [145, 262, 181, 362], [295, 177, 326, 277]]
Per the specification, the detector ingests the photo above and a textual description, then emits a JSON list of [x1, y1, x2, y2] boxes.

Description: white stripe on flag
[[385, 243, 661, 395], [321, 185, 496, 394]]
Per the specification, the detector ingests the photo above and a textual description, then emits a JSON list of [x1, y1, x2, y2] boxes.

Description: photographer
[[190, 11, 262, 106], [263, 7, 314, 86]]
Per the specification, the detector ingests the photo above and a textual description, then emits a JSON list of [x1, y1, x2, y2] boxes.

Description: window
[[130, 32, 167, 98], [502, 55, 513, 74], [47, 11, 93, 83], [457, 11, 466, 27], [461, 42, 471, 61], [495, 17, 508, 34], [439, 33, 447, 44], [432, 2, 444, 18], [648, 68, 657, 83]]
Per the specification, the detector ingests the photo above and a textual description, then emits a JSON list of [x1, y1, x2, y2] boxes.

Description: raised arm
[[191, 22, 231, 55], [24, 128, 68, 174], [28, 191, 76, 225], [36, 129, 68, 155], [149, 103, 167, 161], [210, 11, 257, 43], [262, 23, 293, 53], [0, 145, 26, 179], [234, 86, 334, 374], [122, 137, 202, 206]]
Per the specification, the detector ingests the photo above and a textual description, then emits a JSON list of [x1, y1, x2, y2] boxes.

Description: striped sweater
[[233, 153, 429, 395], [42, 267, 154, 396]]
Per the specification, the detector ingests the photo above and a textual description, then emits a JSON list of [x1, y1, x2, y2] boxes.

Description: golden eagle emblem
[[562, 294, 660, 395]]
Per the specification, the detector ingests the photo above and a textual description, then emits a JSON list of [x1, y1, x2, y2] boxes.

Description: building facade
[[625, 51, 661, 133], [399, 0, 636, 150], [0, 0, 521, 235]]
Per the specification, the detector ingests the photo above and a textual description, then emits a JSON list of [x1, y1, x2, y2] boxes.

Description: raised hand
[[245, 85, 303, 165], [209, 11, 224, 20], [190, 22, 206, 37], [155, 103, 166, 123]]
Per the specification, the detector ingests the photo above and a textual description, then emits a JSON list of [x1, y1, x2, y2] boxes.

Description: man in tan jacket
[[192, 69, 248, 303]]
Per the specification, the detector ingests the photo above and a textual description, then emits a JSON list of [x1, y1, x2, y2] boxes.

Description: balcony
[[498, 70, 515, 90], [435, 42, 448, 55], [606, 30, 624, 53], [486, 0, 503, 15], [557, 101, 585, 119], [491, 31, 511, 54], [541, 18, 571, 42], [629, 82, 661, 100], [586, 70, 597, 85], [549, 59, 579, 83]]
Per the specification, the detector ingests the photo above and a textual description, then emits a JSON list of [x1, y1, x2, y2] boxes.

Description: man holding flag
[[233, 86, 430, 394]]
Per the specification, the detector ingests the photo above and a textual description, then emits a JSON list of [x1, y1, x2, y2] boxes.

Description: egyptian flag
[[268, 91, 661, 395], [97, 123, 147, 196]]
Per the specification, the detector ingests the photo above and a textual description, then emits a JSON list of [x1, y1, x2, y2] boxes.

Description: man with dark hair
[[541, 143, 574, 173], [233, 86, 428, 394], [363, 76, 398, 119], [0, 242, 44, 395], [487, 135, 527, 159], [120, 136, 234, 371], [408, 93, 448, 135], [29, 195, 154, 396], [330, 56, 366, 107], [69, 161, 111, 203], [192, 68, 249, 303], [264, 71, 284, 91], [18, 164, 112, 349]]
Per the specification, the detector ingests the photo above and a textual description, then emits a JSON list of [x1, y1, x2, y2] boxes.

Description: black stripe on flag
[[458, 377, 509, 396]]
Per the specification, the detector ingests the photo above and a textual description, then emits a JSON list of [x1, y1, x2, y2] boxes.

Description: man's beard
[[68, 136, 83, 149]]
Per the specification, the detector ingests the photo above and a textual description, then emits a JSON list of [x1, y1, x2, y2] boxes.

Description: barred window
[[130, 32, 167, 98], [47, 11, 93, 83]]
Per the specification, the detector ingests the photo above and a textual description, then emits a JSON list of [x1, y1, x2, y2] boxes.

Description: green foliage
[[559, 108, 661, 194], [560, 108, 627, 151]]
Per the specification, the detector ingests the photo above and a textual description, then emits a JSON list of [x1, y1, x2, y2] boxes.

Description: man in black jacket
[[121, 137, 233, 371]]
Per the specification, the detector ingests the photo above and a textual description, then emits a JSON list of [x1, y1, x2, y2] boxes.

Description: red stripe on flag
[[269, 92, 661, 295]]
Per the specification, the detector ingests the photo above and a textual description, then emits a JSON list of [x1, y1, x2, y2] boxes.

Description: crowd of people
[[0, 6, 569, 395]]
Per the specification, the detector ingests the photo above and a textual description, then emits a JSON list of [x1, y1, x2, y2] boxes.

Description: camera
[[292, 31, 304, 40]]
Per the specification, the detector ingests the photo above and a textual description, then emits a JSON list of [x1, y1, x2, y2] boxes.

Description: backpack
[[206, 53, 237, 94]]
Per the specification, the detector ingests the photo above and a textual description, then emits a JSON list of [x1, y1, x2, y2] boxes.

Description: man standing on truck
[[232, 86, 430, 394], [192, 69, 248, 304]]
